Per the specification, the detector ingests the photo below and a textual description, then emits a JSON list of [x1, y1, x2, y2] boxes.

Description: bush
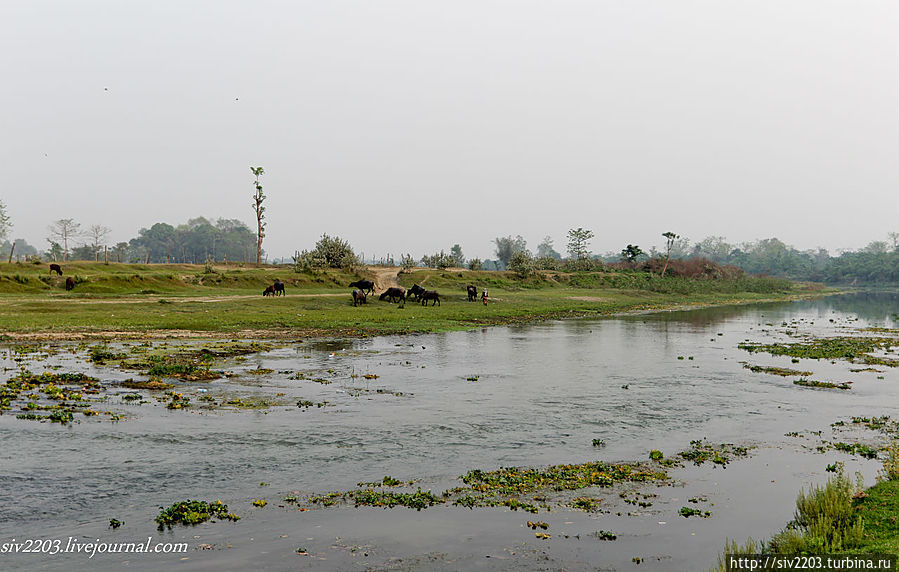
[[295, 235, 359, 270], [468, 258, 483, 271], [509, 251, 535, 278], [768, 468, 864, 553]]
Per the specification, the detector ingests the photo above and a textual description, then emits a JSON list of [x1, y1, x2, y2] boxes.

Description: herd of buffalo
[[260, 278, 485, 308], [48, 263, 484, 307]]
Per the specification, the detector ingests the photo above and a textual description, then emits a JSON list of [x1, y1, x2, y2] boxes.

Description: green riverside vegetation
[[0, 261, 821, 339]]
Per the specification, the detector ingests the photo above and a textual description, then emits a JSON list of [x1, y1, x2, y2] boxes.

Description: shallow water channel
[[2, 292, 898, 571]]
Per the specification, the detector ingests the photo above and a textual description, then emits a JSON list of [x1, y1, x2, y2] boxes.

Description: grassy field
[[0, 261, 824, 339]]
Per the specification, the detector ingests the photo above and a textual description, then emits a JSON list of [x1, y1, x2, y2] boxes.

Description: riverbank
[[0, 262, 829, 340]]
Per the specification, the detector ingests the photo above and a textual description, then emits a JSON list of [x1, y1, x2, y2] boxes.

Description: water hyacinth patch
[[155, 500, 239, 530]]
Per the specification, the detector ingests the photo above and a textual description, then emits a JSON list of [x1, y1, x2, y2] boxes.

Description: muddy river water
[[1, 292, 898, 571]]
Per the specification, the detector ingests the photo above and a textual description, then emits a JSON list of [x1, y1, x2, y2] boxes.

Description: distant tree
[[509, 250, 535, 278], [449, 244, 465, 267], [660, 231, 679, 277], [48, 219, 81, 262], [87, 224, 112, 261], [399, 253, 417, 272], [421, 251, 455, 269], [620, 244, 645, 263], [468, 258, 483, 271], [0, 200, 10, 243], [46, 241, 63, 262], [494, 235, 528, 269], [889, 232, 899, 251], [692, 236, 732, 263], [250, 167, 266, 265], [863, 241, 889, 255], [112, 242, 129, 263], [566, 228, 594, 267], [536, 236, 561, 260]]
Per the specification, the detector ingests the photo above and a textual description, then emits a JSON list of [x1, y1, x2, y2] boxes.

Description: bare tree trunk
[[661, 254, 671, 277], [104, 246, 108, 265], [7, 241, 14, 263]]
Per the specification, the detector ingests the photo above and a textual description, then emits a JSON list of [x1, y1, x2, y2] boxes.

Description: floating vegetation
[[593, 438, 606, 448], [593, 530, 617, 541], [649, 450, 663, 461], [793, 379, 851, 390], [357, 476, 405, 488], [739, 337, 899, 367], [155, 500, 239, 530], [527, 520, 549, 530], [108, 518, 124, 529], [743, 363, 813, 377], [679, 506, 711, 518], [832, 442, 879, 459], [535, 532, 551, 540], [165, 392, 190, 409], [466, 376, 479, 382], [120, 379, 174, 390], [252, 499, 267, 507], [350, 489, 443, 511], [246, 368, 274, 375], [676, 439, 750, 467]]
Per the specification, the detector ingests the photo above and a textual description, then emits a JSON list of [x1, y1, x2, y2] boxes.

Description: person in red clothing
[[481, 288, 488, 306]]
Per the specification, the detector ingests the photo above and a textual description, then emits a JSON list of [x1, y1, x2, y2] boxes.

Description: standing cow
[[65, 277, 75, 291], [273, 280, 285, 296], [262, 285, 275, 296], [466, 285, 477, 302], [352, 289, 367, 306], [407, 284, 426, 301], [420, 290, 440, 306], [49, 264, 62, 276], [348, 280, 374, 295]]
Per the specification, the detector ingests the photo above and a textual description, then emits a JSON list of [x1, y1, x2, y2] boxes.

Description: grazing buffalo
[[65, 277, 74, 291], [466, 285, 477, 302], [420, 290, 440, 306], [263, 285, 275, 296], [352, 289, 367, 306], [407, 284, 426, 301], [273, 280, 285, 296], [348, 280, 374, 295], [378, 287, 406, 303], [49, 264, 62, 276]]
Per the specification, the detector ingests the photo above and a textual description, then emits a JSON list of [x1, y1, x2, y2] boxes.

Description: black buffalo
[[65, 277, 75, 291], [352, 289, 367, 306], [466, 285, 477, 302], [407, 284, 426, 301], [420, 290, 440, 306], [49, 264, 62, 276], [263, 285, 275, 296], [273, 280, 285, 296], [379, 287, 406, 303], [348, 280, 374, 295]]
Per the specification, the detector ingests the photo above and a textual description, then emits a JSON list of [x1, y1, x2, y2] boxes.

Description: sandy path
[[369, 267, 401, 291]]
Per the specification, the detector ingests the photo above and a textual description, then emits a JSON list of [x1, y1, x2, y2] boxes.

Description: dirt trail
[[369, 267, 401, 291]]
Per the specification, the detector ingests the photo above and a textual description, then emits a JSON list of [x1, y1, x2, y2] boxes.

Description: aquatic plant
[[108, 518, 123, 529], [252, 499, 267, 507], [793, 379, 851, 390], [677, 439, 749, 467], [527, 520, 549, 530], [739, 337, 899, 367], [593, 530, 617, 541], [679, 506, 710, 518], [155, 500, 239, 530], [649, 450, 663, 461], [743, 363, 813, 377], [768, 467, 864, 553]]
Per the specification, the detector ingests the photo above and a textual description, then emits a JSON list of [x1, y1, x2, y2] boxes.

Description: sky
[[2, 0, 897, 261]]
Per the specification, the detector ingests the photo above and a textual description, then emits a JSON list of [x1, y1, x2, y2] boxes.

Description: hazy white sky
[[2, 1, 897, 261]]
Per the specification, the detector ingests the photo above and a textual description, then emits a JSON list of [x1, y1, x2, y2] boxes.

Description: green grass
[[0, 262, 821, 339]]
